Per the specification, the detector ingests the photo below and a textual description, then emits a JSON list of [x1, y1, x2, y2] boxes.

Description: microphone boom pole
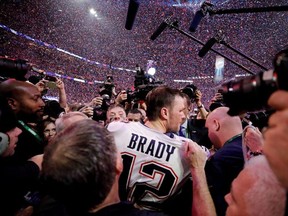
[[209, 5, 288, 15], [199, 30, 268, 71], [220, 40, 268, 71], [167, 21, 255, 75], [189, 3, 288, 32]]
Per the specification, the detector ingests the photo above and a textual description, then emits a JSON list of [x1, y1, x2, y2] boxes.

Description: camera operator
[[180, 85, 211, 149], [91, 93, 112, 124], [208, 89, 224, 112], [262, 89, 288, 215], [182, 84, 209, 120]]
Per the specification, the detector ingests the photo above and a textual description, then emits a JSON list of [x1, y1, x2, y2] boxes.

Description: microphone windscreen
[[198, 38, 217, 57], [125, 0, 140, 30], [189, 10, 204, 32]]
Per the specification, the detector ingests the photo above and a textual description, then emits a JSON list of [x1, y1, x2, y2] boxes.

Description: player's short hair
[[145, 86, 183, 121], [55, 111, 88, 132], [42, 119, 117, 214], [128, 108, 142, 115]]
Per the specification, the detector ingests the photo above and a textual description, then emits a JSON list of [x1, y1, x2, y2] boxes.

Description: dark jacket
[[205, 135, 244, 216]]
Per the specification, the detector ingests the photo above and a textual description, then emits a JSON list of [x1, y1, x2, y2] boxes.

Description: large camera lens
[[0, 57, 29, 80], [221, 48, 288, 116], [182, 84, 197, 102]]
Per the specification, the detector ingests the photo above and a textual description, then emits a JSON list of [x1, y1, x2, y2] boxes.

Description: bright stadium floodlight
[[89, 8, 97, 17]]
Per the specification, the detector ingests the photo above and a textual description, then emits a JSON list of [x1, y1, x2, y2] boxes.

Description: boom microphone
[[150, 21, 168, 41], [198, 37, 217, 57], [189, 10, 205, 32], [125, 0, 140, 30], [189, 1, 214, 32]]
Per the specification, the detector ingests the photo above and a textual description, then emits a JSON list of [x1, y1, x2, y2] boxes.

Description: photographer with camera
[[179, 85, 211, 150], [208, 89, 225, 112], [194, 89, 209, 119], [182, 84, 209, 120], [91, 93, 112, 124]]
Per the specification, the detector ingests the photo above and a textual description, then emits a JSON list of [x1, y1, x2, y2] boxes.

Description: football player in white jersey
[[107, 86, 204, 212]]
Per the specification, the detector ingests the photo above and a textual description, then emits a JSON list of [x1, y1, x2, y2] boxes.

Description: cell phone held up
[[44, 75, 57, 89], [44, 75, 57, 82]]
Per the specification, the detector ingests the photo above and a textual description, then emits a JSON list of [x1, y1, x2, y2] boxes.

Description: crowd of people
[[0, 46, 287, 216]]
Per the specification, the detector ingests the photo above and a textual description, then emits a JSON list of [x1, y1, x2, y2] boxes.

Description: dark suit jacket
[[205, 135, 244, 216], [187, 118, 212, 149]]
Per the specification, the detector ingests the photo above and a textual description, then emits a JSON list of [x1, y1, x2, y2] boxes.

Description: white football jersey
[[107, 121, 191, 210]]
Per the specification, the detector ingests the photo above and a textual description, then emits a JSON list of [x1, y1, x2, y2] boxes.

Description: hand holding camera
[[43, 75, 57, 89], [90, 96, 103, 108], [115, 90, 128, 104], [79, 105, 94, 118], [35, 79, 48, 93], [195, 89, 203, 104]]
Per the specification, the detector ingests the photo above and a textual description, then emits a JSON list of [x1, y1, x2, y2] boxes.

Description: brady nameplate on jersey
[[107, 121, 192, 210]]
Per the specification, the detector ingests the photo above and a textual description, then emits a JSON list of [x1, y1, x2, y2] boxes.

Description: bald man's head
[[205, 107, 242, 149], [0, 79, 45, 122]]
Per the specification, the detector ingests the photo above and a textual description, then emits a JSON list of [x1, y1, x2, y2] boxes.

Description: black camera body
[[44, 75, 57, 82], [132, 65, 164, 102], [100, 75, 115, 99], [94, 75, 115, 121], [92, 94, 111, 122], [132, 84, 156, 102], [182, 84, 198, 102], [125, 89, 133, 103], [221, 48, 288, 116]]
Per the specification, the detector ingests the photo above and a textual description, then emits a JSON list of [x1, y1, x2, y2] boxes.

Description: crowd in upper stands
[[0, 0, 286, 105]]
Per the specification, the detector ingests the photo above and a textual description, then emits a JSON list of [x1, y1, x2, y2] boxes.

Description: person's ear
[[213, 119, 220, 131], [7, 97, 18, 112], [115, 152, 123, 175], [160, 107, 169, 120]]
